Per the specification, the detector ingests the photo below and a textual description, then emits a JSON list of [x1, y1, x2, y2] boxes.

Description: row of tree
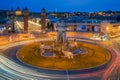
[[46, 22, 54, 31]]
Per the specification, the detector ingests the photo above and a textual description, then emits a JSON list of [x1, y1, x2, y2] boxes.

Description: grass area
[[17, 41, 110, 70]]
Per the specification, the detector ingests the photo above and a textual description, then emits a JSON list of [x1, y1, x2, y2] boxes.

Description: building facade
[[7, 7, 29, 33], [0, 20, 14, 35], [53, 20, 120, 37]]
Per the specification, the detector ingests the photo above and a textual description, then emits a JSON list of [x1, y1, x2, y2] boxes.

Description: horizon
[[0, 0, 120, 12], [0, 8, 120, 13]]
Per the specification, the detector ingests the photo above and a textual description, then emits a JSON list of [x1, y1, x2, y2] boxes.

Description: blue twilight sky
[[0, 0, 120, 12]]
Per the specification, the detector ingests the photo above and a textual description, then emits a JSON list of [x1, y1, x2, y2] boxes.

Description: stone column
[[23, 8, 29, 33], [41, 8, 46, 31], [63, 31, 66, 43]]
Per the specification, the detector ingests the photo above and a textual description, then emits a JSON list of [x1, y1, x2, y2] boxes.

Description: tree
[[46, 22, 51, 29], [50, 23, 54, 31], [117, 16, 120, 21], [46, 22, 54, 31]]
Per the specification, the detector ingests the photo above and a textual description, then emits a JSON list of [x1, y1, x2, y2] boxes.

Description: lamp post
[[106, 26, 109, 38], [119, 26, 120, 34], [74, 39, 77, 48]]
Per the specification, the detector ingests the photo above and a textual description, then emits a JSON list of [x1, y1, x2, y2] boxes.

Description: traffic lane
[[1, 43, 108, 78], [2, 45, 71, 75], [2, 45, 23, 63]]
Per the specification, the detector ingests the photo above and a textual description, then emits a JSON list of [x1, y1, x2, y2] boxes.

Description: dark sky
[[0, 0, 120, 12]]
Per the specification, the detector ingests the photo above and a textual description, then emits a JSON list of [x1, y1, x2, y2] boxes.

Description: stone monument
[[56, 20, 66, 43]]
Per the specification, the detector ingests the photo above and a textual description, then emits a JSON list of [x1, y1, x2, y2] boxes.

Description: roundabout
[[0, 37, 115, 80], [17, 41, 111, 71], [16, 21, 111, 73], [0, 21, 116, 79]]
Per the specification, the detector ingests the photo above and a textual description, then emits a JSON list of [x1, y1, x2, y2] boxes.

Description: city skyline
[[0, 0, 120, 12]]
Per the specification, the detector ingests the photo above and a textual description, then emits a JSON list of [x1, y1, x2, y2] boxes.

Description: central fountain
[[39, 20, 85, 59]]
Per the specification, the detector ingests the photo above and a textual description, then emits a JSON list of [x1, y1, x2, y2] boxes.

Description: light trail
[[0, 33, 118, 79], [28, 20, 41, 27]]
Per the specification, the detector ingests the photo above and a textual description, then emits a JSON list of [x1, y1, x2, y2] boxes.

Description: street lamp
[[119, 26, 120, 33], [106, 26, 110, 37]]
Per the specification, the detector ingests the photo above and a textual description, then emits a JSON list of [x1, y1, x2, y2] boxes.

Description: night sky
[[0, 0, 120, 12]]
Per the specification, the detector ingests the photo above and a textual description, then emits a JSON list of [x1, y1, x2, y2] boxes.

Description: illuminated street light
[[106, 27, 109, 31], [106, 26, 110, 37], [119, 26, 120, 31]]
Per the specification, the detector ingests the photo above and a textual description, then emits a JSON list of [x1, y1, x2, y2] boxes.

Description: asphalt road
[[1, 44, 103, 79], [0, 38, 113, 80]]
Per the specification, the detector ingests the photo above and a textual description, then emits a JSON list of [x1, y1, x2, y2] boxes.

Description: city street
[[0, 33, 119, 80]]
